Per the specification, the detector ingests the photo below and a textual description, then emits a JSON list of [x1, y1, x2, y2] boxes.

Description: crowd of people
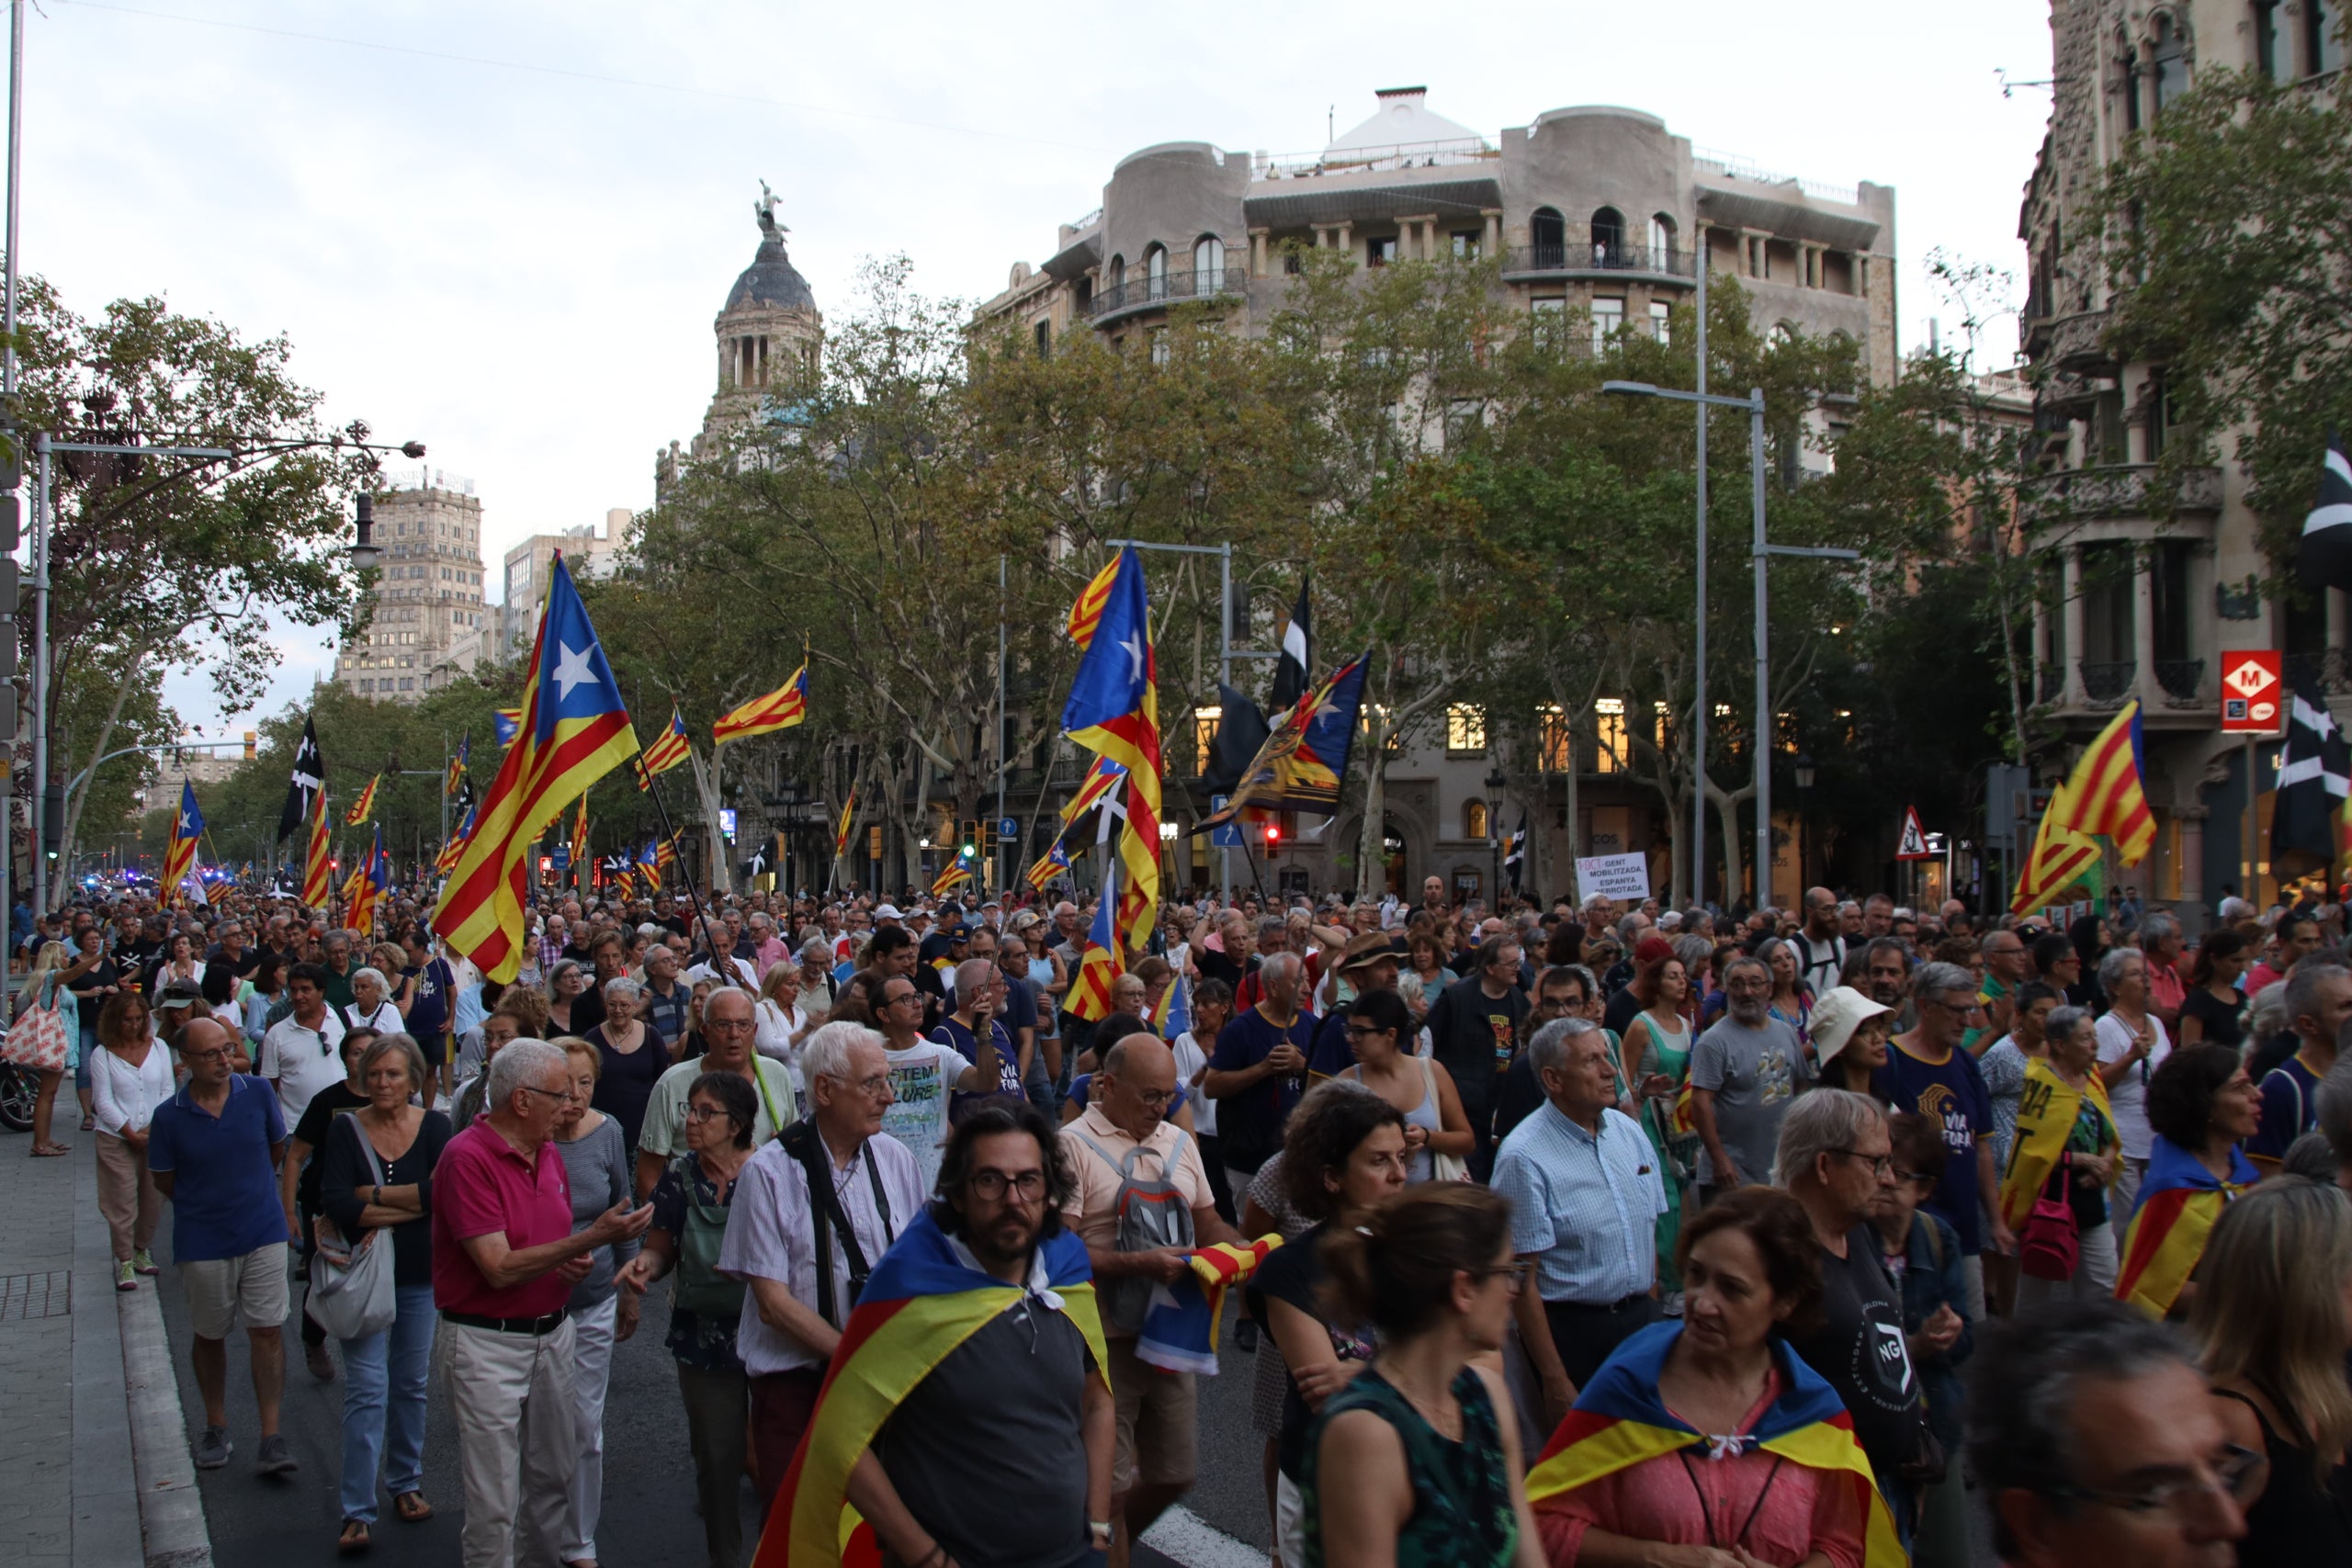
[[8, 868, 2351, 1567]]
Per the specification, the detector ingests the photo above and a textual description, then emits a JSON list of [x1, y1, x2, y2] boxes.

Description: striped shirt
[[1491, 1101, 1667, 1305]]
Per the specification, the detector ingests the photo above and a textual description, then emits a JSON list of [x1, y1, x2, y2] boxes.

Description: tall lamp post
[[1600, 378, 1857, 907], [1485, 765, 1507, 908], [1792, 752, 1815, 889]]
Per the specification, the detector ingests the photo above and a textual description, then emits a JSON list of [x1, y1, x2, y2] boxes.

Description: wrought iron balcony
[[1085, 265, 1249, 323], [2037, 663, 2067, 705], [2078, 660, 2136, 704], [1502, 243, 1697, 279], [2154, 658, 2205, 704], [2021, 463, 2225, 526]]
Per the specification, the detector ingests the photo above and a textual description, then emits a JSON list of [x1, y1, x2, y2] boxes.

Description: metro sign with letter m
[[2220, 650, 2281, 734]]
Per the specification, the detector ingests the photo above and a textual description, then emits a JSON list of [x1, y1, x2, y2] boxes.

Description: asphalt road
[[147, 1230, 1273, 1568]]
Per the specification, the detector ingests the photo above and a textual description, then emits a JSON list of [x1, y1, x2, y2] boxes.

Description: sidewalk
[[0, 1128, 210, 1568]]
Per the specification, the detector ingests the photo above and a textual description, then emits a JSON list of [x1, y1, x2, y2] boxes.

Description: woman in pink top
[[1526, 1188, 1885, 1567]]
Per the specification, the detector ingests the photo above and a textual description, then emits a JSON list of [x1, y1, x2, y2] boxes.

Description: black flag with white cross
[[2271, 679, 2350, 868], [2297, 431, 2352, 596], [276, 716, 324, 843]]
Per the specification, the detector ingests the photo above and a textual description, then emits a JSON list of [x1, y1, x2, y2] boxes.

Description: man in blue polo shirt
[[147, 1016, 296, 1476], [399, 923, 458, 1100]]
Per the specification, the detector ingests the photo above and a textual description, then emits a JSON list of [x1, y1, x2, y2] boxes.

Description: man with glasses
[[433, 1036, 651, 1568], [1777, 1088, 1930, 1540], [1882, 960, 2011, 1322], [1689, 955, 1809, 1202], [147, 1017, 298, 1477], [635, 987, 797, 1199], [720, 1021, 925, 1526], [844, 1104, 1116, 1568], [1494, 1018, 1668, 1425], [1969, 1299, 2247, 1566], [875, 968, 1002, 1192]]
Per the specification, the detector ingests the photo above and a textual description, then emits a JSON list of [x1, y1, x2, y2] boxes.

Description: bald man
[[1061, 1034, 1241, 1562]]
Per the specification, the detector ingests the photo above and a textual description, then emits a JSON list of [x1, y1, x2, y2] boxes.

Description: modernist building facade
[[976, 88, 1902, 905], [2019, 1, 2346, 921], [328, 471, 490, 703]]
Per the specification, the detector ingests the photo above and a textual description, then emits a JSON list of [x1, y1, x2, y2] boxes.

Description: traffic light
[[41, 781, 61, 860], [243, 729, 257, 761], [537, 855, 553, 876], [1262, 820, 1281, 857], [958, 819, 978, 863], [979, 818, 1000, 858]]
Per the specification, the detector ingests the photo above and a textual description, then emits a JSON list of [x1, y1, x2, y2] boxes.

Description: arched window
[[2151, 16, 2189, 112], [1647, 213, 1677, 268], [1590, 207, 1625, 266], [2120, 32, 2143, 130], [1145, 245, 1169, 300], [1105, 254, 1125, 303], [1464, 800, 1489, 841], [2309, 0, 2345, 76], [1193, 234, 1225, 288], [1531, 208, 1566, 269]]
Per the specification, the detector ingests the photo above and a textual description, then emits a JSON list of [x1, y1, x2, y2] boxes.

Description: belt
[[1547, 1292, 1651, 1314], [440, 1309, 566, 1336]]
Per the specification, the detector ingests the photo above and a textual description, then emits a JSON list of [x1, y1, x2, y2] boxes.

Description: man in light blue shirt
[[1493, 1016, 1668, 1427]]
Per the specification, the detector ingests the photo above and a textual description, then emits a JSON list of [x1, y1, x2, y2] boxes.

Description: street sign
[[550, 843, 570, 871], [1208, 795, 1242, 848], [998, 818, 1018, 838], [718, 807, 738, 840], [1895, 805, 1933, 861], [2221, 649, 2282, 733]]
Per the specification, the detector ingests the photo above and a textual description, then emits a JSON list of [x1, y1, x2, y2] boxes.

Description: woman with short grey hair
[[2091, 943, 2169, 1213], [585, 973, 664, 1154], [346, 966, 404, 1036]]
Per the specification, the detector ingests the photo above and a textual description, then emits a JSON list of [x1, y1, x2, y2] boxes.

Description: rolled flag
[[445, 735, 469, 798], [2297, 430, 2352, 595]]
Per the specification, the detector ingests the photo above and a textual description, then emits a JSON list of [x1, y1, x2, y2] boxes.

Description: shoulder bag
[[310, 1119, 398, 1340]]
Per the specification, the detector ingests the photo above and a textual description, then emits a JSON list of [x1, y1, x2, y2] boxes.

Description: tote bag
[[3, 988, 70, 1074], [309, 1121, 397, 1339]]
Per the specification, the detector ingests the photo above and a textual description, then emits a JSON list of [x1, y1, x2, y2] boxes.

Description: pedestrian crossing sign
[[1895, 806, 1932, 861]]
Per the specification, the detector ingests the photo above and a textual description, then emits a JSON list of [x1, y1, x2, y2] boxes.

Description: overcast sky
[[26, 0, 2056, 739]]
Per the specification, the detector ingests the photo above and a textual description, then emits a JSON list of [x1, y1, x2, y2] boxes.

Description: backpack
[[1072, 1127, 1195, 1335]]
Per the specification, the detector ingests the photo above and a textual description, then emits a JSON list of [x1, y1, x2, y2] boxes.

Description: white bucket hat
[[1809, 985, 1894, 1066]]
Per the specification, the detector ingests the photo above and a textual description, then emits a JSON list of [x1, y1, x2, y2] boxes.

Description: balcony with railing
[[1502, 243, 1698, 281], [2021, 463, 2225, 528], [1086, 265, 1250, 325], [2037, 662, 2068, 705], [2078, 660, 2136, 705], [2154, 659, 2205, 705]]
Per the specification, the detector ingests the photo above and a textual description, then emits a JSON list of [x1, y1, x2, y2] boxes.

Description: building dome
[[725, 215, 816, 314], [1328, 86, 1487, 154]]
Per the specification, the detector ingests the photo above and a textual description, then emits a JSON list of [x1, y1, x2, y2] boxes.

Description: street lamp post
[[1485, 765, 1507, 908], [1792, 752, 1815, 887], [1600, 378, 1857, 908]]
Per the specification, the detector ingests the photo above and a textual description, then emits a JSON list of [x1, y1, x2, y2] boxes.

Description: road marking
[[1139, 1504, 1266, 1568]]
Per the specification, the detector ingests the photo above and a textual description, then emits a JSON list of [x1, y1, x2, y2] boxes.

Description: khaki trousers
[[94, 1133, 161, 1261], [437, 1315, 579, 1568]]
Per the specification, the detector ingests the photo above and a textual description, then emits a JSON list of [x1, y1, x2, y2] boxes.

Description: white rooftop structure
[[1328, 85, 1488, 155]]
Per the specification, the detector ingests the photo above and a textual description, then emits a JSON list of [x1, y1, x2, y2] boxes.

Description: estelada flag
[[713, 665, 809, 745], [435, 802, 478, 876], [445, 735, 469, 798], [343, 773, 380, 828], [570, 796, 591, 874], [636, 708, 691, 788], [1060, 548, 1162, 956], [433, 553, 639, 983], [1062, 858, 1123, 1023], [164, 780, 204, 905], [1057, 755, 1126, 829], [2115, 1134, 2259, 1318], [2049, 699, 2157, 866], [2009, 778, 2102, 917], [929, 863, 973, 898], [493, 707, 523, 747], [1025, 837, 1072, 893], [1200, 652, 1368, 829], [1525, 1320, 1904, 1567], [752, 1206, 1107, 1568]]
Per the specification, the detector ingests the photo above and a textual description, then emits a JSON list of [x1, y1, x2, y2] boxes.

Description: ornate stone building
[[2018, 1, 2345, 920], [693, 184, 823, 460], [979, 86, 1897, 389]]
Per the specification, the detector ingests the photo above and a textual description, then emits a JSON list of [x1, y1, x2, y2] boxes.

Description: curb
[[118, 1276, 212, 1568]]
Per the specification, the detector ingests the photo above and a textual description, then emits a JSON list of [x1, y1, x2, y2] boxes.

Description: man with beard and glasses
[[1689, 955, 1809, 1202], [840, 1105, 1116, 1568]]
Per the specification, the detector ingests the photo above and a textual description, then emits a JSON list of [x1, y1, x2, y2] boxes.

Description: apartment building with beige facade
[[2019, 0, 2345, 919], [498, 513, 629, 659], [979, 86, 1897, 391], [329, 471, 490, 703]]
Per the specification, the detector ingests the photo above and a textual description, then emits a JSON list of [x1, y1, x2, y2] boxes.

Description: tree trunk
[[1355, 714, 1392, 900]]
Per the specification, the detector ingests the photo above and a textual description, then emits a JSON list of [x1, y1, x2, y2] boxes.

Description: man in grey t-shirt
[[1690, 955, 1810, 1196]]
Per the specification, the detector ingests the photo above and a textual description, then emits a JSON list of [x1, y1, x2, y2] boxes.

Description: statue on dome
[[754, 180, 787, 239]]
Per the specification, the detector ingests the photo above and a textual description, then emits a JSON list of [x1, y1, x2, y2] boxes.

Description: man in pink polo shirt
[[433, 1037, 650, 1568]]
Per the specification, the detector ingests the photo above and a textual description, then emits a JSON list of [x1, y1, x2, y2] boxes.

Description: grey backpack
[[1072, 1128, 1195, 1334]]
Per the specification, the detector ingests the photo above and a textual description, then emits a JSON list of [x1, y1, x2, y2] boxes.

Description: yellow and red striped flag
[[343, 773, 379, 827], [1065, 554, 1121, 651], [1057, 755, 1126, 829], [1062, 863, 1124, 1022], [302, 786, 333, 908], [636, 708, 691, 788], [712, 665, 808, 745], [2009, 779, 2104, 917], [163, 780, 203, 906], [2049, 699, 2156, 866], [1060, 548, 1162, 956], [655, 835, 676, 885], [570, 796, 591, 875], [431, 554, 639, 983], [833, 791, 857, 861], [930, 863, 974, 898]]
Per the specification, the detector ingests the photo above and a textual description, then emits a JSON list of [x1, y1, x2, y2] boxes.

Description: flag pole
[[645, 780, 722, 972]]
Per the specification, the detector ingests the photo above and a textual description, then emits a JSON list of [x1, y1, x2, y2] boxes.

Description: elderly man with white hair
[[718, 1020, 926, 1525], [1203, 948, 1316, 1201], [633, 987, 797, 1199], [432, 1037, 652, 1568]]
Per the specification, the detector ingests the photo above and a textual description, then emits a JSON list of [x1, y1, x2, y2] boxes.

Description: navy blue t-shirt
[[930, 1016, 1022, 1096], [1873, 1042, 1996, 1252], [147, 1074, 290, 1262], [1208, 1007, 1315, 1173], [2250, 1054, 2324, 1161]]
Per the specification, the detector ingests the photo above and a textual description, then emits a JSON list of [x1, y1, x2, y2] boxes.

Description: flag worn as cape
[[1524, 1320, 1905, 1568], [752, 1205, 1107, 1568], [2115, 1133, 2258, 1318], [1998, 1055, 2118, 1232], [1136, 1236, 1280, 1374]]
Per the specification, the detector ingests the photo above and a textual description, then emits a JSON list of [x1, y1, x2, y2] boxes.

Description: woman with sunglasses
[[2192, 1178, 2352, 1560], [1299, 1184, 1544, 1568]]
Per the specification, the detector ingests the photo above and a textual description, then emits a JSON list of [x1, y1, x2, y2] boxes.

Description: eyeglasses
[[1893, 1167, 1935, 1188], [520, 1083, 570, 1103], [2043, 1444, 2263, 1519], [1342, 1023, 1386, 1038], [1473, 1260, 1532, 1295], [1828, 1148, 1894, 1178], [967, 1169, 1047, 1201], [884, 991, 922, 1008], [684, 1104, 732, 1123]]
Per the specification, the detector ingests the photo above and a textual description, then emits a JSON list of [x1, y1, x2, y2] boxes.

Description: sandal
[[30, 1142, 68, 1157], [78, 1115, 94, 1132], [337, 1520, 370, 1554], [391, 1492, 433, 1523]]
